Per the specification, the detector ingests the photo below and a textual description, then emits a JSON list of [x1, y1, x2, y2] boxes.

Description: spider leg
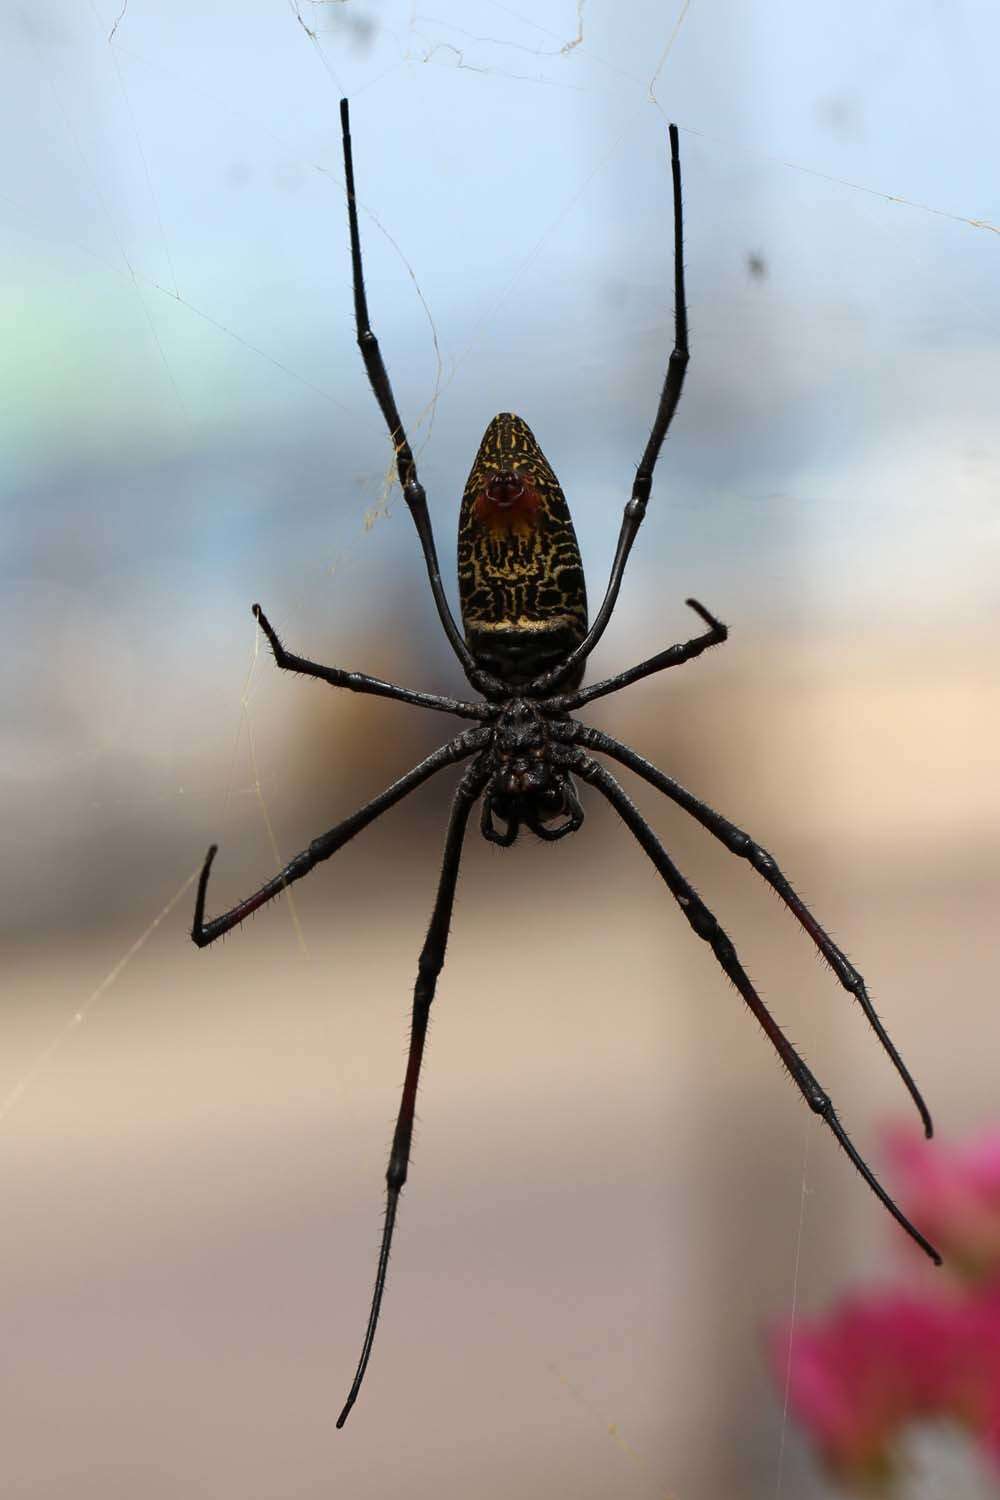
[[526, 777, 585, 841], [481, 790, 520, 846], [542, 599, 726, 714], [527, 123, 689, 697], [339, 99, 499, 698], [337, 759, 488, 1428], [571, 750, 941, 1265], [567, 724, 933, 1137], [192, 728, 488, 947], [252, 604, 489, 720]]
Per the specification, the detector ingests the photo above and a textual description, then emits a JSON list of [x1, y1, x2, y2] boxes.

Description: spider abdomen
[[457, 413, 588, 686]]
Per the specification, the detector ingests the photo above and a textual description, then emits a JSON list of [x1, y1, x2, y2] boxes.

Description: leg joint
[[806, 1087, 831, 1117], [386, 1154, 408, 1191], [415, 955, 440, 992], [687, 902, 717, 941], [747, 843, 776, 874]]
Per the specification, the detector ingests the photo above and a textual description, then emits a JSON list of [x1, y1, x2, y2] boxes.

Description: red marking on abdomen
[[473, 471, 542, 537]]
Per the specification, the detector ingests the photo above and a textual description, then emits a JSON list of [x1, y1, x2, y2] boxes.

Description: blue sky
[[3, 0, 999, 910]]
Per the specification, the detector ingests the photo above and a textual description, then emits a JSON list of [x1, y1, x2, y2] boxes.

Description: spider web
[[3, 2, 999, 1496]]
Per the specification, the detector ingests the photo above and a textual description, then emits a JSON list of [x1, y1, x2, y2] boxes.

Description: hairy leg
[[340, 99, 499, 698], [337, 760, 488, 1426], [192, 729, 488, 946], [572, 750, 940, 1264], [565, 722, 932, 1137], [527, 122, 690, 697], [253, 604, 488, 719], [541, 599, 726, 713]]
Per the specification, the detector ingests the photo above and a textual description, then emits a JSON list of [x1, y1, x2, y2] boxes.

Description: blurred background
[[3, 1, 998, 1494]]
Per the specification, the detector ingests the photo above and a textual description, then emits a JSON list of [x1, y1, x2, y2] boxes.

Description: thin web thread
[[73, 0, 425, 960], [350, 201, 445, 535], [424, 0, 696, 388], [19, 1, 191, 431], [287, 0, 349, 95], [231, 618, 309, 957], [0, 615, 307, 1131], [0, 867, 200, 1127], [37, 28, 985, 430], [408, 0, 639, 83], [648, 0, 695, 111], [88, 0, 180, 300], [75, 6, 993, 433], [774, 1128, 813, 1498]]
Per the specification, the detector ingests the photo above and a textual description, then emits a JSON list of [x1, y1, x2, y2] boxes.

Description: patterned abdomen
[[457, 413, 588, 685]]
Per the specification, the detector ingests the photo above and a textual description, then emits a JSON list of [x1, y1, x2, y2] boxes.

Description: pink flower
[[768, 1125, 1000, 1485], [949, 1285, 1000, 1463], [884, 1125, 1000, 1284], [769, 1292, 959, 1482]]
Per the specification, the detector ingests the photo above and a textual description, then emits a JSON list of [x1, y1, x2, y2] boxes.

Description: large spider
[[193, 99, 939, 1427]]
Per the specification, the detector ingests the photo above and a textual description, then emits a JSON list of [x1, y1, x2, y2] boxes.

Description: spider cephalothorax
[[193, 97, 939, 1429], [480, 699, 583, 844]]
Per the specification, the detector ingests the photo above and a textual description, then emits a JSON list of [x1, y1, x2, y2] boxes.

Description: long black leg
[[541, 599, 726, 713], [572, 750, 941, 1265], [192, 729, 488, 947], [337, 759, 487, 1427], [566, 724, 933, 1137], [527, 123, 689, 698], [339, 99, 499, 697], [252, 604, 489, 720]]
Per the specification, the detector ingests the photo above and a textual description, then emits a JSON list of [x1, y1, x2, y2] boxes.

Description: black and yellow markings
[[457, 413, 588, 681]]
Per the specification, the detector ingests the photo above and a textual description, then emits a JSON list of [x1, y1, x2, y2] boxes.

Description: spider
[[193, 98, 940, 1427]]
